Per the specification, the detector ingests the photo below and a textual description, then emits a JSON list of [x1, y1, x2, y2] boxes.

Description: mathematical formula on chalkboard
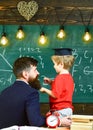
[[72, 49, 93, 94], [0, 47, 93, 102]]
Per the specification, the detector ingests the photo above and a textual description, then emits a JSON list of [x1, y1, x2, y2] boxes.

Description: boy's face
[[53, 61, 63, 74]]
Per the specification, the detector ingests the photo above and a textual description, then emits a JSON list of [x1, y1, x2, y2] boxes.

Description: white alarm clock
[[46, 111, 60, 128]]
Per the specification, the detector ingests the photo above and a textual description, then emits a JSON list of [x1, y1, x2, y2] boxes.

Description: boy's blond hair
[[51, 55, 75, 70]]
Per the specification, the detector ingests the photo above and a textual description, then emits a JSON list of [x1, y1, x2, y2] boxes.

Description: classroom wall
[[40, 103, 93, 115], [0, 25, 93, 114]]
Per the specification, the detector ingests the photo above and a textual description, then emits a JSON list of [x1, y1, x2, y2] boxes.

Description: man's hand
[[61, 116, 72, 127]]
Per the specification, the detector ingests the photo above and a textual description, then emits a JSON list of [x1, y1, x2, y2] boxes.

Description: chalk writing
[[88, 85, 93, 93], [83, 66, 93, 75], [71, 48, 93, 99], [0, 50, 12, 69], [38, 56, 44, 68], [18, 47, 41, 54]]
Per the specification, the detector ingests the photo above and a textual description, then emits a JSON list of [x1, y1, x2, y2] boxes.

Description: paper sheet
[[1, 126, 49, 130]]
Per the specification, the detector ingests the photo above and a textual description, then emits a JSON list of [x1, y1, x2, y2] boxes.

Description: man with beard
[[0, 57, 45, 129]]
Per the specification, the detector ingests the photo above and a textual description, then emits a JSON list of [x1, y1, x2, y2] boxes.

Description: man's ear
[[22, 70, 29, 79]]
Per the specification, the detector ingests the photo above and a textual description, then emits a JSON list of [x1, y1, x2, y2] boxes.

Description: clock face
[[46, 115, 59, 128]]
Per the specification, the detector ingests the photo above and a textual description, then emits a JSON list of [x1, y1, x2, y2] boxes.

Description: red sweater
[[49, 74, 74, 110]]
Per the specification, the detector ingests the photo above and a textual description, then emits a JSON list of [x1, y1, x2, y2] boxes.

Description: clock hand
[[50, 119, 57, 122]]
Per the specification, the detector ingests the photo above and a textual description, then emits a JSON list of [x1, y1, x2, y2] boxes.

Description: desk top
[[1, 126, 70, 130]]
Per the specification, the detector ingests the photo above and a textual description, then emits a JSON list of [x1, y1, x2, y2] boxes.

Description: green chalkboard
[[0, 25, 93, 103]]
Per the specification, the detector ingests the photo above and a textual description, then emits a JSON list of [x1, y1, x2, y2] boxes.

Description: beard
[[29, 76, 42, 90]]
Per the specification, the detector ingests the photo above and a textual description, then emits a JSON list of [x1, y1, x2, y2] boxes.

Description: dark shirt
[[0, 80, 45, 129]]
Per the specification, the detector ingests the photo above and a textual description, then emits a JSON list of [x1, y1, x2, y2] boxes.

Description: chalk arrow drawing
[[0, 49, 12, 72]]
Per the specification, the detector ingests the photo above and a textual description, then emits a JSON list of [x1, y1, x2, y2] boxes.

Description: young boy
[[40, 48, 75, 126]]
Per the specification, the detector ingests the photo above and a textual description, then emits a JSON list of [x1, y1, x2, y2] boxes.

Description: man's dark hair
[[13, 57, 38, 78]]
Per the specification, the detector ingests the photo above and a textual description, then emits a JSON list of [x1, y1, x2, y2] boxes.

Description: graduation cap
[[53, 48, 73, 56]]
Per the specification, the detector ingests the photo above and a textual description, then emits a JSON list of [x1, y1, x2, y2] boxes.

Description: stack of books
[[71, 115, 93, 130]]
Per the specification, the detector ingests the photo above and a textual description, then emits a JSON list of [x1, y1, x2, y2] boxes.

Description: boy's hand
[[39, 87, 45, 93], [44, 77, 52, 84]]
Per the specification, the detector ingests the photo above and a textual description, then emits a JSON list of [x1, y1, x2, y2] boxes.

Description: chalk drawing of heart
[[17, 0, 38, 21]]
